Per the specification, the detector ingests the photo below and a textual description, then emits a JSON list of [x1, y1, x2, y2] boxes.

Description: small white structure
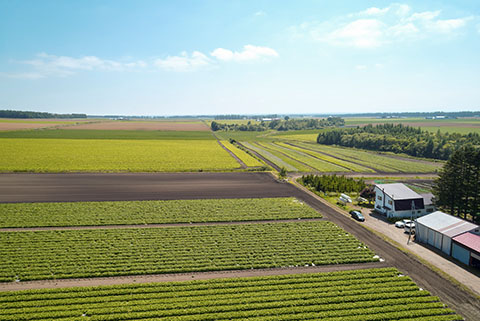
[[374, 183, 434, 219], [416, 211, 478, 255]]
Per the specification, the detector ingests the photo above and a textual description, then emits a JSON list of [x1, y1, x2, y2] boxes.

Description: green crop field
[[0, 198, 320, 228], [292, 142, 442, 173], [0, 129, 214, 140], [257, 142, 347, 172], [242, 142, 299, 171], [0, 138, 239, 172], [220, 141, 264, 167], [0, 221, 376, 281], [0, 268, 460, 320], [276, 142, 374, 172]]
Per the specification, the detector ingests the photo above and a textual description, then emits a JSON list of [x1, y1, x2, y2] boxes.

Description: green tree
[[434, 145, 480, 223]]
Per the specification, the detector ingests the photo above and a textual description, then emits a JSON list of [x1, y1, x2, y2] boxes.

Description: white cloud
[[327, 19, 385, 48], [21, 53, 146, 77], [154, 51, 212, 72], [355, 65, 367, 70], [360, 7, 390, 16], [0, 72, 45, 79], [292, 3, 473, 48], [211, 45, 279, 62], [254, 11, 266, 16]]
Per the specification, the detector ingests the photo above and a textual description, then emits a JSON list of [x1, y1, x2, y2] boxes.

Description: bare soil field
[[0, 172, 294, 203], [0, 123, 59, 131], [66, 121, 210, 131], [0, 118, 93, 131]]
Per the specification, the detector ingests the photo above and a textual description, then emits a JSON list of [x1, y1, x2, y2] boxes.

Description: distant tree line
[[434, 145, 480, 223], [214, 114, 279, 120], [300, 174, 366, 193], [0, 110, 87, 119], [316, 123, 480, 160], [327, 111, 479, 118], [212, 117, 345, 132]]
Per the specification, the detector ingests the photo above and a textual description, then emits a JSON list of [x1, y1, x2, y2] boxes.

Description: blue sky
[[1, 0, 479, 116]]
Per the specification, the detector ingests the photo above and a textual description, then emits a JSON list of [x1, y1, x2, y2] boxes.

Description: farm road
[[0, 172, 293, 203], [0, 172, 479, 319]]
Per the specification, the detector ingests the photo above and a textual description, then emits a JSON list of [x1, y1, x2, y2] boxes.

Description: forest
[[316, 123, 480, 160], [211, 117, 344, 132]]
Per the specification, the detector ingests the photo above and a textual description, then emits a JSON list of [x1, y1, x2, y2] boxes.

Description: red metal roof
[[453, 232, 480, 253]]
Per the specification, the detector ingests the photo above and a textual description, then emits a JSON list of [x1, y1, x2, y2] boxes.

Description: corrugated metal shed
[[375, 183, 421, 200], [416, 211, 477, 237], [453, 233, 480, 253]]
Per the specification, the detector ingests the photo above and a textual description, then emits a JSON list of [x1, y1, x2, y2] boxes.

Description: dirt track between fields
[[0, 172, 478, 319], [0, 262, 387, 291]]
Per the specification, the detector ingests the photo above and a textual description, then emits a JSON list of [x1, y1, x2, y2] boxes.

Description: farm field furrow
[[219, 141, 264, 167], [0, 198, 320, 228], [0, 268, 461, 320], [294, 142, 442, 173], [257, 142, 348, 172], [0, 221, 376, 281], [0, 138, 240, 172]]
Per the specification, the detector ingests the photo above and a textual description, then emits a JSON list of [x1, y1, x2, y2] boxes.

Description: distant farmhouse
[[374, 183, 435, 219]]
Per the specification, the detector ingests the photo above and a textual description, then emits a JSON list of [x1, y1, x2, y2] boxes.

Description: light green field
[[0, 268, 460, 320], [276, 142, 374, 172], [220, 140, 264, 167], [295, 142, 442, 173], [257, 142, 347, 172], [0, 198, 319, 228], [344, 117, 480, 134], [0, 138, 239, 172]]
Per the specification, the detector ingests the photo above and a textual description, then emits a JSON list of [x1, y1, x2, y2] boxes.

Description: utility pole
[[407, 200, 415, 245]]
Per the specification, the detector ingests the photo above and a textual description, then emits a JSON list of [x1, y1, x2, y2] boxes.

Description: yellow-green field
[[0, 138, 240, 172], [220, 140, 264, 167]]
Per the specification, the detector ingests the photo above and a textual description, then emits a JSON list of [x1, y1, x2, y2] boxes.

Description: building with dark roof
[[374, 183, 436, 219]]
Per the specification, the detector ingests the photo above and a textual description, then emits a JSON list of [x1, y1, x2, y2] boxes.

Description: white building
[[374, 183, 435, 219], [416, 211, 478, 256]]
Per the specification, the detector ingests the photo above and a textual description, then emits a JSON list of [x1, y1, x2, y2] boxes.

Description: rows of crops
[[0, 268, 461, 320], [294, 142, 442, 173], [0, 138, 240, 172], [275, 142, 374, 172], [0, 221, 376, 281], [242, 137, 442, 173], [257, 142, 347, 172], [0, 198, 321, 228], [220, 141, 264, 167], [242, 142, 298, 171]]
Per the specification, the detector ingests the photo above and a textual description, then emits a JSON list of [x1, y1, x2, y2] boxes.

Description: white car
[[404, 222, 416, 234], [395, 219, 412, 228]]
